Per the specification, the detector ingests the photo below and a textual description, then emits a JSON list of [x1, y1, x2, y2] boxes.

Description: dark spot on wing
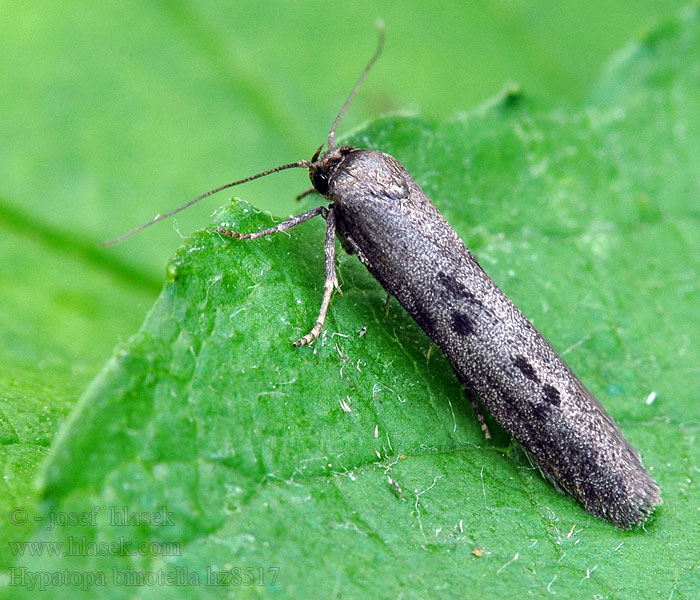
[[512, 355, 540, 383], [437, 271, 466, 296], [542, 384, 561, 406], [451, 311, 476, 336], [437, 271, 483, 306], [532, 402, 551, 421]]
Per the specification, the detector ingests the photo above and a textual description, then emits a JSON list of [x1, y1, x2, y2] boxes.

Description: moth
[[105, 27, 661, 528]]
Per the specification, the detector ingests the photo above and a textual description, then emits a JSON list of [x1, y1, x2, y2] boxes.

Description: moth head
[[308, 146, 354, 198]]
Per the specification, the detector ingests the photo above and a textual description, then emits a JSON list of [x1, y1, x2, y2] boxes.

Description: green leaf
[[0, 206, 158, 576], [4, 6, 700, 600]]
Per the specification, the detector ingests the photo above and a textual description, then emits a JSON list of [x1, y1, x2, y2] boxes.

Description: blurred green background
[[0, 0, 691, 502]]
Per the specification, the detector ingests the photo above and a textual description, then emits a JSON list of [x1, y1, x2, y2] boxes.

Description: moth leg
[[216, 206, 326, 240], [384, 293, 392, 316], [465, 389, 492, 440], [295, 187, 317, 201], [426, 342, 435, 362], [294, 205, 339, 347]]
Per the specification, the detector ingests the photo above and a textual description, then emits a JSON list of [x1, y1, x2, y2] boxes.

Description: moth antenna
[[326, 20, 385, 151], [104, 23, 385, 247], [101, 160, 311, 246]]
